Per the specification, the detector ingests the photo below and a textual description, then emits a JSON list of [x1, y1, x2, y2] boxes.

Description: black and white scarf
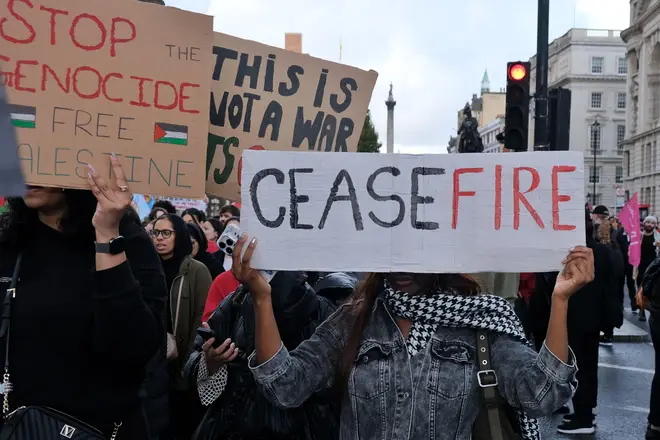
[[383, 281, 541, 440]]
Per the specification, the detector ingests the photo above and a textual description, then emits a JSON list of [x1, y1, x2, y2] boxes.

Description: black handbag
[[472, 331, 522, 440], [0, 254, 121, 440]]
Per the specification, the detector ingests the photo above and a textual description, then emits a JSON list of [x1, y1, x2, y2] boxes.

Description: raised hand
[[231, 234, 272, 299], [553, 246, 595, 300], [87, 153, 132, 239]]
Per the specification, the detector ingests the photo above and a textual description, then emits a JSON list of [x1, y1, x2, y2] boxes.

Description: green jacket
[[170, 255, 212, 389]]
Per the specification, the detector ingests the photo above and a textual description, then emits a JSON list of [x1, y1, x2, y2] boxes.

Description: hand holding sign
[[553, 246, 594, 300], [87, 153, 132, 238], [232, 235, 272, 300]]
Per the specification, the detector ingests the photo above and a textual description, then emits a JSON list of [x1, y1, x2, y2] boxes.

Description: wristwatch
[[95, 236, 126, 255]]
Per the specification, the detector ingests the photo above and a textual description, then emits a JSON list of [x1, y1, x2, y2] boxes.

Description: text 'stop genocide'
[[2, 0, 214, 198]]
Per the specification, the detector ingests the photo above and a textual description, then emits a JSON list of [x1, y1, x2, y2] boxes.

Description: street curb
[[612, 333, 650, 343]]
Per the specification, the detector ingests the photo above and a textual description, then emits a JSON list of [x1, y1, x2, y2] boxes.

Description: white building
[[530, 28, 627, 210], [479, 117, 505, 153], [620, 1, 660, 215]]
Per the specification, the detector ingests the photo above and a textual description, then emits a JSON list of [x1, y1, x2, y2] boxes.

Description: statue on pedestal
[[457, 103, 484, 153]]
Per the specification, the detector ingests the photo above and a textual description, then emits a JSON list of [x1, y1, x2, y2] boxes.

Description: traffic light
[[548, 87, 571, 151], [504, 61, 531, 152]]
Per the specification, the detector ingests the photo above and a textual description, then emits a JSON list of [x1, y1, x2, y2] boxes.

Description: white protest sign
[[241, 151, 585, 273]]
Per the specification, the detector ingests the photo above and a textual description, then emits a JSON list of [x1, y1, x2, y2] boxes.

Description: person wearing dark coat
[[556, 217, 611, 434], [642, 256, 660, 439], [0, 186, 165, 439], [184, 272, 339, 440], [123, 208, 170, 440], [187, 222, 224, 279], [596, 221, 625, 345]]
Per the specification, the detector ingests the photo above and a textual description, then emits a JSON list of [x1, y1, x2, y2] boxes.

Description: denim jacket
[[249, 297, 578, 440]]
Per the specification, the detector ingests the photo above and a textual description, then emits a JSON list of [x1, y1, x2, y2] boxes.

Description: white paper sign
[[241, 151, 585, 273]]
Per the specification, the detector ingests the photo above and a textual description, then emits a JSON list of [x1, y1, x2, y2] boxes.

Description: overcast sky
[[166, 0, 629, 154]]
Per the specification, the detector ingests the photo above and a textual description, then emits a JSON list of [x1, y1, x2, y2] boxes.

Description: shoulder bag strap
[[173, 275, 185, 335], [2, 253, 22, 417], [476, 331, 505, 440]]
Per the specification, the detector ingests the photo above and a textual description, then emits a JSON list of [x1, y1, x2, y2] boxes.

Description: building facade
[[529, 29, 627, 210], [480, 116, 505, 153], [620, 2, 660, 215]]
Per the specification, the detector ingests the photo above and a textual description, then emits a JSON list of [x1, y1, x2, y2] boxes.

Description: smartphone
[[217, 223, 240, 256], [196, 327, 223, 348]]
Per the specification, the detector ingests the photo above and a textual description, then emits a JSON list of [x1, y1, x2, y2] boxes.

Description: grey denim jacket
[[249, 297, 578, 440]]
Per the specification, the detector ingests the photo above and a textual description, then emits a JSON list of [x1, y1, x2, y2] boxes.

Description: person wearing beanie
[[637, 216, 660, 321]]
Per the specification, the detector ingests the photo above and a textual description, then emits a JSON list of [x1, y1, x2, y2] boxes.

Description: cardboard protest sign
[[1, 0, 213, 198], [241, 150, 586, 273], [0, 83, 24, 196], [206, 32, 378, 201]]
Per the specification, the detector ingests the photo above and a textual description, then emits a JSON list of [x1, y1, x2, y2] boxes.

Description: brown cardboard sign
[[206, 32, 378, 201], [1, 0, 213, 198], [0, 82, 24, 197]]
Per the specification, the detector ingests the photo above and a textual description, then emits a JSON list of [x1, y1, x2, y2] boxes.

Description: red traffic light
[[508, 63, 527, 81]]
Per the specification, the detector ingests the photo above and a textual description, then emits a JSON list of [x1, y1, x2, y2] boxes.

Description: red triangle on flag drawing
[[154, 124, 166, 142]]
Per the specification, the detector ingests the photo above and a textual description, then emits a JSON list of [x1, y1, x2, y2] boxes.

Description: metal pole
[[534, 0, 550, 150], [592, 121, 599, 205]]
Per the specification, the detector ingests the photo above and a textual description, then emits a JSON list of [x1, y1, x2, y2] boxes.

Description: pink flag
[[619, 193, 641, 267]]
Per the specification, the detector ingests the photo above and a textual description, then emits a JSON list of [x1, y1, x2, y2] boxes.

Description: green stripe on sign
[[12, 119, 35, 129], [156, 137, 187, 145]]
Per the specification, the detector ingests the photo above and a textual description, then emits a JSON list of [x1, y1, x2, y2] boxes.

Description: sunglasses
[[150, 229, 174, 239]]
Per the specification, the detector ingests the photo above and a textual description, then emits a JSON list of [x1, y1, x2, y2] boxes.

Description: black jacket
[[0, 214, 166, 435], [642, 256, 660, 314], [120, 211, 170, 438], [185, 272, 338, 440], [568, 237, 611, 333]]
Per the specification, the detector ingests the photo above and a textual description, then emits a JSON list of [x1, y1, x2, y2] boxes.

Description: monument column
[[385, 83, 396, 153]]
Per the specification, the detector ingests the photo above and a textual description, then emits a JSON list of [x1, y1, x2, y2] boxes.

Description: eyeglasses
[[150, 229, 174, 239]]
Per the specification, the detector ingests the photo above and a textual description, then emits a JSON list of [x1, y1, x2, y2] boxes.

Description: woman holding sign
[[0, 156, 166, 439], [235, 234, 593, 440]]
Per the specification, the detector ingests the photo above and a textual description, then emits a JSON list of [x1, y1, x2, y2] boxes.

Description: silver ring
[[118, 185, 129, 192]]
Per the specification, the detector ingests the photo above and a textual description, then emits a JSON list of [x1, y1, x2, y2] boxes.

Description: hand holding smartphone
[[197, 326, 224, 348]]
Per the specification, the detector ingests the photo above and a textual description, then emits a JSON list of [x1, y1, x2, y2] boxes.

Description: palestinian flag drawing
[[154, 123, 188, 146], [9, 105, 36, 129]]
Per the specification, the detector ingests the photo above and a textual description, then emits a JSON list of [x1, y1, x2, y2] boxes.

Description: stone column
[[385, 83, 396, 153]]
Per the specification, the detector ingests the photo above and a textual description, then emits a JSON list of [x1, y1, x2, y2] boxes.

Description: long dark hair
[[335, 272, 480, 396], [0, 189, 97, 252]]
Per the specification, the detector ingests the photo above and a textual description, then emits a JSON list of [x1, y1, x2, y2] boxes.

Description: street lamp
[[591, 120, 600, 206]]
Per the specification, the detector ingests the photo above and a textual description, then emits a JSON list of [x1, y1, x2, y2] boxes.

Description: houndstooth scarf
[[383, 281, 541, 440]]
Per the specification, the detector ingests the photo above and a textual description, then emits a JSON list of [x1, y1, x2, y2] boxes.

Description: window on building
[[617, 92, 627, 109], [616, 166, 623, 183], [618, 57, 628, 75], [624, 151, 630, 176], [617, 125, 625, 155], [588, 193, 602, 205], [590, 123, 602, 151], [617, 124, 626, 143], [646, 143, 653, 172], [591, 57, 604, 73], [589, 166, 601, 183], [645, 187, 651, 204], [590, 92, 603, 108]]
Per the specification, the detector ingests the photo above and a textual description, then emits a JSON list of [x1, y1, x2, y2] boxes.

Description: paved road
[[540, 307, 654, 439]]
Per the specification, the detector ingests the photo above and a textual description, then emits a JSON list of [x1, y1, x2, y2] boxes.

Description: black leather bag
[[0, 255, 120, 440], [472, 331, 523, 440], [0, 406, 108, 440]]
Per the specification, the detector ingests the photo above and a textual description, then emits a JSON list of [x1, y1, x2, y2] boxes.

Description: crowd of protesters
[[0, 151, 659, 440]]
